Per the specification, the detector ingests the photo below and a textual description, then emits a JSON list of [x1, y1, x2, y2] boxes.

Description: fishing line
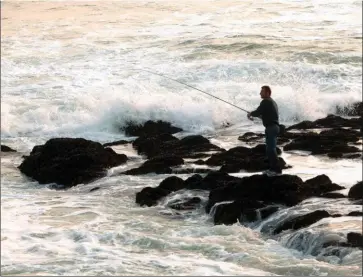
[[130, 68, 250, 114]]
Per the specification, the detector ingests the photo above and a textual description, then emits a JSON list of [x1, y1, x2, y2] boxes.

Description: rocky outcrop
[[273, 210, 331, 234], [348, 181, 362, 200], [18, 138, 128, 188], [135, 176, 186, 207], [135, 171, 344, 229], [123, 155, 183, 175], [122, 120, 183, 137], [132, 134, 222, 159], [1, 145, 16, 152], [286, 114, 361, 130], [205, 144, 289, 173], [335, 102, 363, 117], [103, 140, 131, 147]]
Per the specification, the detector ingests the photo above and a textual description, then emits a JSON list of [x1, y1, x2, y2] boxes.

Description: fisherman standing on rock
[[248, 86, 282, 176]]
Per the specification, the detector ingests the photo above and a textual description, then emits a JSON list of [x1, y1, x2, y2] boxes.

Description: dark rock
[[206, 145, 287, 173], [103, 140, 131, 147], [135, 176, 186, 207], [158, 176, 186, 191], [184, 174, 203, 189], [172, 168, 214, 174], [168, 197, 202, 210], [1, 145, 16, 152], [206, 174, 304, 214], [348, 181, 362, 200], [301, 175, 344, 198], [347, 232, 363, 248], [213, 199, 264, 225], [122, 120, 183, 137], [320, 192, 346, 199], [206, 173, 343, 216], [132, 134, 222, 159], [242, 206, 279, 222], [89, 187, 100, 192], [347, 211, 363, 217], [193, 159, 206, 165], [286, 114, 361, 130], [345, 153, 362, 159], [331, 214, 342, 218], [18, 138, 128, 188], [335, 102, 363, 116], [238, 132, 265, 143], [273, 210, 331, 234], [123, 155, 183, 175], [133, 134, 179, 158], [283, 130, 360, 157], [136, 186, 171, 207], [319, 128, 361, 143]]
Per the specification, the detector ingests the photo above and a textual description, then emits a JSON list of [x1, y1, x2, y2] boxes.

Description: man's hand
[[247, 113, 253, 121]]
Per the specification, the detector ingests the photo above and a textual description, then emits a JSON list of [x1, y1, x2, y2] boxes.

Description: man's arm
[[249, 100, 265, 117]]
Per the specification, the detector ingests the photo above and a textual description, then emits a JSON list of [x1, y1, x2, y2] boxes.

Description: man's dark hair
[[262, 85, 271, 96]]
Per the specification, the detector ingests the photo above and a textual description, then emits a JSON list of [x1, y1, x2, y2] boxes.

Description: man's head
[[260, 85, 271, 99]]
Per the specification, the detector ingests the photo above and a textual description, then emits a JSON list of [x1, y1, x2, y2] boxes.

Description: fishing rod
[[131, 68, 250, 114]]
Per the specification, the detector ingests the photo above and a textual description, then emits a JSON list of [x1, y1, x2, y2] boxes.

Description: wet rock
[[286, 114, 361, 130], [122, 120, 183, 137], [213, 199, 264, 225], [348, 181, 362, 200], [89, 187, 100, 192], [135, 176, 186, 207], [206, 174, 304, 214], [168, 197, 202, 210], [193, 159, 206, 165], [301, 174, 344, 198], [347, 232, 363, 248], [242, 206, 280, 222], [184, 174, 203, 189], [136, 186, 171, 207], [205, 145, 288, 173], [344, 153, 362, 159], [158, 176, 186, 191], [347, 211, 363, 217], [172, 168, 214, 174], [320, 192, 346, 199], [238, 132, 265, 143], [18, 138, 128, 188], [133, 134, 222, 159], [273, 210, 331, 234], [283, 132, 360, 157], [123, 155, 183, 175], [206, 173, 343, 215], [103, 140, 131, 147], [1, 145, 16, 152], [335, 102, 363, 116]]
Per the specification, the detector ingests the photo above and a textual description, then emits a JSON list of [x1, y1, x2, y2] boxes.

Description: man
[[247, 85, 282, 176]]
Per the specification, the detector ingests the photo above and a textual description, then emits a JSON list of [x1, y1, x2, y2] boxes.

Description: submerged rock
[[18, 138, 128, 188], [273, 210, 331, 234], [168, 197, 202, 210]]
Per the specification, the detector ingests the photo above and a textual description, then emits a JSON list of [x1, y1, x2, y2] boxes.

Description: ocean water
[[1, 0, 362, 276]]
